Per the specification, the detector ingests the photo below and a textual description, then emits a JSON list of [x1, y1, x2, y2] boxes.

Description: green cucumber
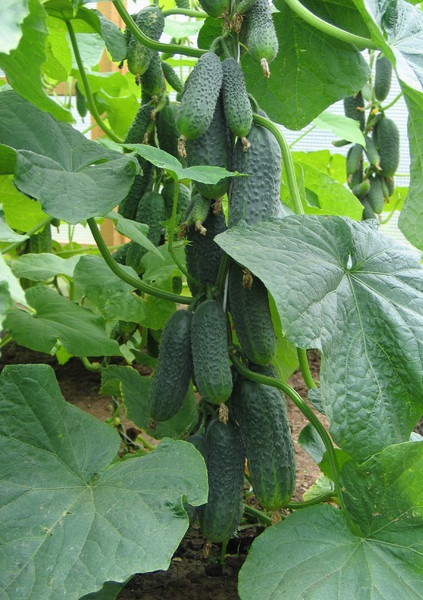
[[229, 113, 281, 227], [235, 0, 258, 15], [231, 378, 296, 510], [124, 102, 153, 144], [367, 175, 385, 214], [118, 161, 154, 221], [364, 135, 381, 171], [148, 310, 193, 421], [362, 198, 376, 220], [375, 116, 400, 177], [156, 101, 182, 160], [135, 190, 166, 246], [29, 225, 52, 254], [161, 178, 191, 220], [352, 178, 371, 199], [75, 82, 87, 118], [126, 6, 165, 77], [140, 52, 166, 99], [161, 61, 184, 94], [221, 58, 253, 138], [346, 143, 364, 186], [176, 51, 223, 140], [374, 53, 392, 102], [191, 299, 233, 404], [185, 206, 226, 296], [343, 92, 365, 131], [241, 0, 278, 64], [185, 97, 230, 199], [228, 262, 276, 366], [198, 0, 229, 17], [198, 418, 245, 542]]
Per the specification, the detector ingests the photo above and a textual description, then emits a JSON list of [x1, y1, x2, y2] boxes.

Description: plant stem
[[253, 113, 304, 216], [382, 91, 403, 111], [243, 503, 273, 525], [137, 434, 155, 451], [297, 348, 317, 389], [231, 353, 347, 514], [289, 124, 316, 148], [66, 21, 122, 143], [80, 356, 102, 372], [162, 8, 208, 18], [87, 217, 191, 305], [1, 215, 54, 255], [284, 0, 377, 50], [286, 491, 334, 509], [113, 0, 206, 58], [0, 334, 13, 349]]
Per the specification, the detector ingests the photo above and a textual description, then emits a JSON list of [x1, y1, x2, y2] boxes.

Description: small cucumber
[[140, 52, 166, 99], [221, 58, 253, 138], [374, 53, 392, 102], [375, 116, 400, 177], [126, 6, 165, 77], [135, 190, 166, 246], [241, 0, 278, 63], [367, 175, 385, 214], [156, 101, 181, 160], [198, 0, 230, 17], [161, 178, 191, 220], [343, 92, 365, 131], [161, 61, 184, 94]]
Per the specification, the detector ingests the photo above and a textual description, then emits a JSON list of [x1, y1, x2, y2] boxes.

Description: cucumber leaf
[[10, 253, 81, 281], [216, 216, 423, 461], [0, 364, 207, 599]]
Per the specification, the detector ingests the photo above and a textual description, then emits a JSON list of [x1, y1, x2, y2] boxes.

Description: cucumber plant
[[1, 1, 423, 599]]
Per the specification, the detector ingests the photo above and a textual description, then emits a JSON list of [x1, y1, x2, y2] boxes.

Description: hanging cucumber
[[140, 52, 166, 99], [161, 178, 191, 220], [343, 92, 365, 131], [156, 101, 183, 161], [374, 53, 392, 102], [161, 61, 184, 95], [198, 0, 230, 17], [221, 58, 253, 138], [126, 6, 165, 77], [375, 116, 400, 178], [367, 174, 385, 214], [241, 0, 278, 65], [135, 190, 166, 246]]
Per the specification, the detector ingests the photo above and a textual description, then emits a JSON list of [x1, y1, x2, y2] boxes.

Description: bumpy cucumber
[[127, 6, 165, 77], [125, 240, 148, 274], [140, 52, 166, 99], [229, 113, 281, 227], [135, 190, 166, 246], [198, 0, 229, 17], [185, 206, 226, 296], [221, 58, 252, 138], [346, 143, 364, 187], [148, 310, 193, 421], [374, 53, 392, 102], [75, 82, 87, 118], [231, 378, 296, 510], [364, 135, 381, 172], [124, 102, 153, 144], [241, 0, 278, 63], [367, 174, 385, 214], [161, 178, 191, 220], [28, 225, 53, 254], [375, 116, 400, 177], [228, 263, 276, 366], [175, 0, 190, 8], [156, 101, 181, 160], [343, 92, 365, 131], [198, 418, 245, 542], [191, 299, 233, 404], [176, 52, 223, 140], [161, 61, 184, 94], [185, 97, 230, 199], [118, 161, 154, 221], [362, 198, 376, 220]]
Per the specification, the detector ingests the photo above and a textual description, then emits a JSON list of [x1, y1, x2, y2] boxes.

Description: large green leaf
[[0, 0, 72, 122], [1, 0, 30, 54], [216, 216, 423, 460], [0, 364, 207, 599], [10, 253, 81, 281], [0, 207, 27, 244], [242, 9, 369, 129], [0, 176, 47, 232], [101, 365, 198, 439], [0, 91, 138, 223], [76, 8, 127, 62], [4, 284, 121, 356]]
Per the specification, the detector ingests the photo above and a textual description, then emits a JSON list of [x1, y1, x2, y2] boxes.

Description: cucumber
[[228, 263, 276, 366], [231, 378, 296, 510], [118, 161, 154, 221], [241, 0, 278, 64], [229, 113, 281, 227], [221, 58, 253, 138], [140, 52, 166, 99], [185, 206, 226, 296], [198, 418, 245, 542], [126, 6, 165, 77], [362, 198, 376, 220], [28, 225, 52, 254], [185, 97, 230, 199], [161, 178, 191, 220], [367, 174, 385, 214], [148, 310, 193, 421], [135, 190, 166, 246], [352, 178, 371, 199], [198, 0, 229, 17], [176, 52, 223, 140], [75, 82, 87, 118], [235, 0, 258, 14], [191, 299, 233, 404], [375, 116, 400, 177], [175, 0, 190, 8], [343, 92, 365, 131], [346, 143, 364, 185], [374, 53, 392, 102], [156, 101, 182, 160], [161, 61, 184, 94], [124, 102, 153, 144], [183, 192, 212, 233], [125, 240, 148, 274], [112, 242, 131, 265], [364, 135, 381, 172]]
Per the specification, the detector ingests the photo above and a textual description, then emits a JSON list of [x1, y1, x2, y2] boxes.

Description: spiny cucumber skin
[[198, 0, 229, 17], [191, 299, 233, 404], [124, 103, 153, 144], [185, 98, 230, 199], [118, 160, 154, 221], [162, 179, 191, 220], [176, 52, 223, 140], [185, 208, 226, 296], [161, 61, 184, 94], [242, 0, 278, 63], [232, 379, 296, 510], [374, 53, 392, 102], [127, 6, 165, 76], [228, 263, 276, 366], [135, 191, 166, 246], [156, 102, 182, 161], [125, 240, 148, 274], [198, 418, 245, 542], [343, 92, 365, 131], [375, 117, 400, 178], [175, 0, 190, 9], [229, 116, 281, 227], [184, 193, 212, 228], [140, 52, 166, 99], [221, 58, 253, 138], [148, 310, 193, 421]]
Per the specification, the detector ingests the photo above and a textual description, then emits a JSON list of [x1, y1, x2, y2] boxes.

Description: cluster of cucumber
[[339, 52, 399, 220]]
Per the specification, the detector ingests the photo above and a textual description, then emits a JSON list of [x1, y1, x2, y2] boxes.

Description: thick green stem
[[231, 353, 347, 514], [286, 491, 334, 509], [87, 218, 191, 305], [382, 91, 403, 111], [297, 348, 317, 389], [1, 215, 53, 255], [113, 0, 207, 58], [284, 0, 377, 50], [66, 21, 122, 143], [162, 8, 208, 18], [80, 356, 102, 372], [253, 113, 304, 216], [243, 503, 273, 525]]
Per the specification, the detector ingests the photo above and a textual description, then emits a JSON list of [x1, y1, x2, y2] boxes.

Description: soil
[[2, 344, 324, 600]]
